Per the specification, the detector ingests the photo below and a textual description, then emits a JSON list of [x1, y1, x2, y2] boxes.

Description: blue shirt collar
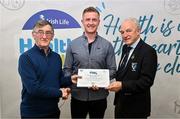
[[34, 44, 52, 56]]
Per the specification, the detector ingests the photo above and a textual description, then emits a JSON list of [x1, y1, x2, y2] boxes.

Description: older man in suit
[[107, 17, 157, 119]]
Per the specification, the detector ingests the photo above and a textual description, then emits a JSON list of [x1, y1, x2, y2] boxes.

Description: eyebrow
[[37, 30, 52, 32]]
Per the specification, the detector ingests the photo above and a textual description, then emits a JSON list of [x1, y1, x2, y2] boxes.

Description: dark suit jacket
[[115, 39, 157, 118]]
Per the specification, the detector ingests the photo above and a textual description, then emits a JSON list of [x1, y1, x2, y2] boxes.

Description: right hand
[[60, 88, 71, 100], [71, 74, 82, 84]]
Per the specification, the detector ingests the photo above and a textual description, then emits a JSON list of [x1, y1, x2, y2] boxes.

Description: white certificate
[[77, 69, 110, 87]]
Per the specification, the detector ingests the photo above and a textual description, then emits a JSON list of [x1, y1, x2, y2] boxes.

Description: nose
[[88, 20, 93, 25], [42, 33, 47, 38], [123, 32, 128, 38]]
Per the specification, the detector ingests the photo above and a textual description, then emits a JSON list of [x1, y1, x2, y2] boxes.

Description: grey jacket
[[64, 33, 116, 101]]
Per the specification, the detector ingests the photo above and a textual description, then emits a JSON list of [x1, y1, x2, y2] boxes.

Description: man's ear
[[32, 32, 35, 38], [51, 34, 54, 41]]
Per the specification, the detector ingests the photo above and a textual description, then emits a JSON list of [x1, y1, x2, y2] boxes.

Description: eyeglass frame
[[33, 30, 54, 37]]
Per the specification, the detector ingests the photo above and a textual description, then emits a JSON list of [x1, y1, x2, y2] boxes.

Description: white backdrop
[[0, 0, 180, 118]]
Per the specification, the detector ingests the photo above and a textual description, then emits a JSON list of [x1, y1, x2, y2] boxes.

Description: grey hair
[[124, 17, 141, 30]]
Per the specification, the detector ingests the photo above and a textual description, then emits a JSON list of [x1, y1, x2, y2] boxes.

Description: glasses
[[34, 30, 53, 37]]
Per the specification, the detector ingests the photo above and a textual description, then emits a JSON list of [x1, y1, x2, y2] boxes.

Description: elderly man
[[108, 18, 157, 119]]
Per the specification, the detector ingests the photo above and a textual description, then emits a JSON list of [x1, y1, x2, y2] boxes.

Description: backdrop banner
[[0, 0, 179, 118]]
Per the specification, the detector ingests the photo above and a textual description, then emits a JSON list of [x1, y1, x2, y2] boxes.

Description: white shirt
[[126, 38, 141, 65]]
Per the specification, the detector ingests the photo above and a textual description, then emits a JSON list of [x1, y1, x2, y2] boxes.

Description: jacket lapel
[[120, 39, 144, 77]]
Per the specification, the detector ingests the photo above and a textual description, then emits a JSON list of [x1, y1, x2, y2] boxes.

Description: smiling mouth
[[124, 38, 129, 41]]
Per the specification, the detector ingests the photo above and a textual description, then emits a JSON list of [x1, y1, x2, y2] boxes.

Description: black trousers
[[115, 104, 147, 119], [71, 97, 107, 119]]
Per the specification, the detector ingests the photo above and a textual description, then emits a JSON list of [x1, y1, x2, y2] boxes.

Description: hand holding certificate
[[77, 69, 110, 87]]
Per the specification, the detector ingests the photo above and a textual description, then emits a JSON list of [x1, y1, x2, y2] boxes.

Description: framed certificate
[[77, 69, 110, 87]]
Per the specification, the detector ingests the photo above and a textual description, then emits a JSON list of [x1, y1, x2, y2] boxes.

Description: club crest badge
[[131, 62, 137, 71]]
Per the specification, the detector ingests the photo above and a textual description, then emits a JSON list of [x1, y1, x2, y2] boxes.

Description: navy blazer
[[115, 39, 157, 117]]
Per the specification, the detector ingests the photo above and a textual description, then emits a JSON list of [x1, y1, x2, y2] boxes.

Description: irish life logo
[[19, 9, 81, 63]]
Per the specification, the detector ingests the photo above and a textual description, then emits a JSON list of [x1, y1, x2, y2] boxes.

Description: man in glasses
[[18, 20, 78, 118]]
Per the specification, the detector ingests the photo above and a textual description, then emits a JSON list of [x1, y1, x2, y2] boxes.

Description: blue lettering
[[164, 56, 179, 75], [152, 40, 180, 56], [160, 19, 175, 37], [139, 15, 158, 37], [113, 36, 123, 56], [103, 14, 120, 35], [176, 40, 180, 55], [53, 38, 58, 53], [60, 38, 71, 53], [178, 23, 180, 31], [157, 63, 161, 71], [19, 38, 72, 54], [157, 43, 177, 55], [19, 38, 33, 54]]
